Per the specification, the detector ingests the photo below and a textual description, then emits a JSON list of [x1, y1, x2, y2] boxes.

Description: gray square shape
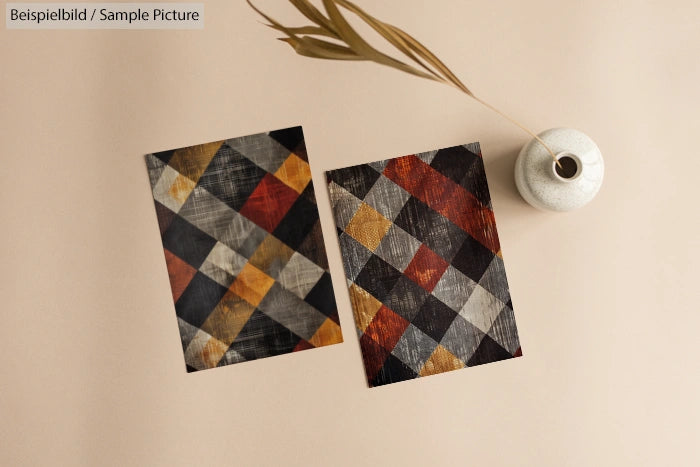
[[219, 348, 246, 366], [367, 159, 389, 173], [478, 256, 512, 305], [205, 242, 247, 276], [257, 283, 328, 341], [373, 224, 422, 272], [277, 251, 325, 299], [177, 318, 200, 351], [199, 261, 236, 288], [363, 175, 412, 222], [390, 324, 439, 373], [422, 217, 468, 263], [328, 181, 363, 230], [416, 149, 438, 165], [218, 212, 267, 259], [487, 305, 520, 354], [439, 315, 484, 363], [431, 265, 478, 312], [338, 232, 372, 282], [383, 276, 430, 322], [458, 284, 505, 334], [178, 187, 238, 239], [224, 133, 290, 174], [146, 154, 167, 189], [463, 142, 481, 155], [394, 197, 468, 263]]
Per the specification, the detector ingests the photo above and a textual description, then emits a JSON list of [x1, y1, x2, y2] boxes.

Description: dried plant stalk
[[247, 0, 560, 166]]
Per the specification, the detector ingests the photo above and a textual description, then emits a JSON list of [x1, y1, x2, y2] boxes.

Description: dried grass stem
[[248, 0, 560, 167]]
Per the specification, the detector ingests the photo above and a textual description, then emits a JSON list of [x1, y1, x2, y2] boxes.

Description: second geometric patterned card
[[326, 143, 522, 387]]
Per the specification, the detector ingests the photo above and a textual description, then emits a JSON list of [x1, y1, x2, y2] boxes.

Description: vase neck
[[551, 152, 582, 182]]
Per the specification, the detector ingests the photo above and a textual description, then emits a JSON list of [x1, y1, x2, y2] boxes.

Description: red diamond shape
[[403, 244, 450, 292], [239, 173, 300, 232], [163, 248, 197, 303], [363, 305, 410, 353]]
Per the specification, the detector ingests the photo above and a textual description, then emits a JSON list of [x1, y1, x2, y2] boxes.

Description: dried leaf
[[247, 0, 296, 37], [281, 36, 365, 60], [320, 0, 439, 81], [246, 0, 559, 164], [387, 24, 472, 95], [334, 0, 440, 79], [288, 0, 339, 37], [268, 24, 337, 39]]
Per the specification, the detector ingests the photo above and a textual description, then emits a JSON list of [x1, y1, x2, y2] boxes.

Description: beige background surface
[[1, 1, 699, 465]]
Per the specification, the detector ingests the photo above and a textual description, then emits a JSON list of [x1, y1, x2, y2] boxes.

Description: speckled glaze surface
[[515, 128, 604, 211]]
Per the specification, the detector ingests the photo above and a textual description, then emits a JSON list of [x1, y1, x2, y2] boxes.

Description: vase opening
[[553, 153, 581, 181]]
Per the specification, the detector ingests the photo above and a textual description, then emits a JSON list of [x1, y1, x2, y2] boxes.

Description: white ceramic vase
[[514, 128, 604, 211]]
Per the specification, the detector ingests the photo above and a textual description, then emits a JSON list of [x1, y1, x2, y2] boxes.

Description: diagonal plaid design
[[326, 143, 522, 387], [146, 126, 343, 372]]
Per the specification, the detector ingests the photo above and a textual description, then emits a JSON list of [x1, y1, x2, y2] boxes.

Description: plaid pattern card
[[326, 143, 521, 387], [146, 126, 342, 372]]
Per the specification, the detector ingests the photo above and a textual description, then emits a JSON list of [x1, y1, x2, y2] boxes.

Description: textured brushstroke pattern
[[326, 142, 521, 387], [146, 126, 342, 372]]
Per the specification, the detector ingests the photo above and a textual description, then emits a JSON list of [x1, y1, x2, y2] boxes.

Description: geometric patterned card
[[326, 143, 521, 387], [146, 126, 342, 372]]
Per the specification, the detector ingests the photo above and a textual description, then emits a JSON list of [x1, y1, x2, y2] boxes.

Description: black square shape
[[197, 143, 267, 211], [175, 272, 229, 328], [304, 272, 338, 320], [296, 220, 329, 270], [371, 354, 418, 387], [451, 234, 496, 283], [326, 164, 381, 200], [412, 295, 460, 343], [354, 254, 403, 303], [152, 149, 175, 164], [154, 200, 176, 235], [383, 276, 430, 322], [300, 180, 317, 205], [459, 156, 492, 207], [272, 195, 319, 250], [467, 335, 513, 367], [429, 145, 479, 184], [269, 126, 305, 153], [161, 216, 217, 269], [228, 310, 302, 361], [393, 196, 467, 262]]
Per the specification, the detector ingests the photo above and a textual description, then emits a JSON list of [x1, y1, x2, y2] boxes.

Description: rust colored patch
[[239, 173, 300, 233], [403, 244, 450, 292], [164, 248, 197, 303], [384, 155, 500, 254], [363, 305, 410, 353]]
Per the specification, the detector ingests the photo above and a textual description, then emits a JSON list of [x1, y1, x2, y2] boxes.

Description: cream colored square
[[167, 174, 196, 205], [458, 284, 505, 333], [276, 251, 325, 299], [152, 165, 188, 213], [204, 242, 247, 277], [184, 330, 229, 371]]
